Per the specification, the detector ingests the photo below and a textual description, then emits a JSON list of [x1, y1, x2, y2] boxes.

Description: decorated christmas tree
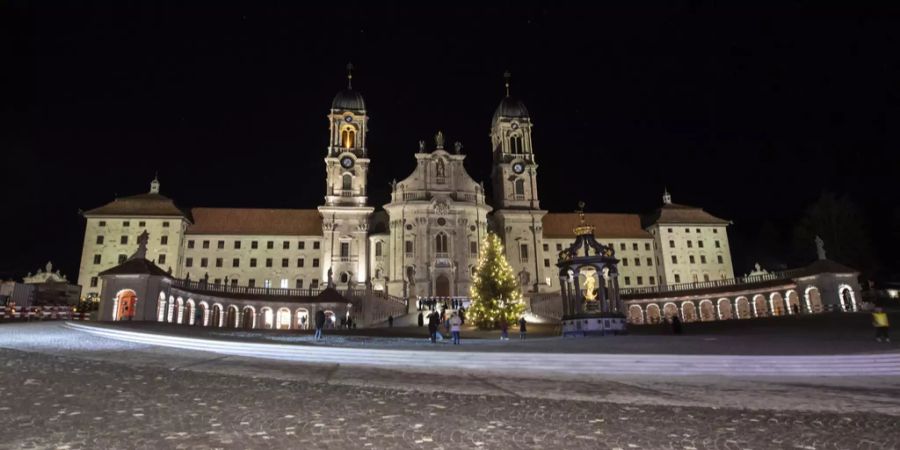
[[468, 232, 525, 329]]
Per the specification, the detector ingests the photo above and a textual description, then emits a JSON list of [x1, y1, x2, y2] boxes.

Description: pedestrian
[[518, 316, 527, 340], [388, 315, 394, 328], [671, 315, 683, 335], [499, 318, 509, 340], [428, 310, 440, 343], [346, 316, 353, 330], [873, 307, 891, 343], [340, 316, 347, 329], [450, 312, 462, 345], [418, 311, 424, 327], [314, 310, 326, 341]]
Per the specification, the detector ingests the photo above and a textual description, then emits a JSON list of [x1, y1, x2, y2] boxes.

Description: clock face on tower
[[512, 162, 525, 174], [344, 116, 353, 123], [340, 157, 354, 169]]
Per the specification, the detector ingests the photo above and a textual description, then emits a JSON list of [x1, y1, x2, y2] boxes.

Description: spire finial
[[503, 70, 511, 97], [150, 173, 160, 194], [662, 187, 672, 205], [346, 62, 354, 89]]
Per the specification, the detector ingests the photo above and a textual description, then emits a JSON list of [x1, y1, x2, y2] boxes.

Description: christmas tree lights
[[468, 232, 525, 329]]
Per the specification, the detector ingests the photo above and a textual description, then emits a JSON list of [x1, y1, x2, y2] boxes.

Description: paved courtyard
[[1, 322, 899, 449]]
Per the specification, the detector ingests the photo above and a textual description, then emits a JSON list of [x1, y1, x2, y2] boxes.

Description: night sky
[[3, 3, 898, 281]]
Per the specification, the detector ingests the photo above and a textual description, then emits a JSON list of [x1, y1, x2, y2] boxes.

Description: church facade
[[77, 74, 736, 310]]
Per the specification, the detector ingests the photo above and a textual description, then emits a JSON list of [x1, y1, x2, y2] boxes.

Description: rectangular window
[[671, 255, 678, 264], [698, 240, 704, 248], [282, 258, 289, 268], [93, 254, 101, 264], [667, 227, 672, 233], [703, 274, 710, 282], [186, 257, 193, 267], [215, 258, 223, 268], [120, 236, 128, 244], [283, 241, 290, 250], [250, 258, 257, 267], [637, 276, 643, 285], [632, 243, 638, 251], [162, 221, 170, 228], [313, 241, 320, 250], [311, 279, 319, 288], [298, 258, 305, 268], [267, 241, 274, 249], [233, 258, 240, 267], [649, 276, 656, 285], [313, 258, 320, 268], [234, 240, 241, 249], [298, 241, 305, 250], [96, 235, 104, 244], [188, 240, 195, 249], [405, 241, 414, 254], [713, 229, 718, 234], [645, 243, 651, 251], [214, 278, 221, 286], [201, 257, 208, 268], [159, 254, 167, 264], [687, 240, 693, 248], [622, 258, 628, 266], [620, 243, 626, 251], [266, 258, 273, 268], [715, 240, 721, 248], [202, 240, 210, 249], [139, 221, 145, 227], [696, 228, 701, 233], [674, 274, 682, 283], [340, 242, 350, 258], [296, 279, 304, 289], [520, 244, 529, 261], [217, 240, 225, 249], [280, 279, 289, 289], [669, 240, 675, 248], [99, 221, 106, 227], [161, 236, 168, 245], [634, 258, 640, 266], [556, 243, 562, 251], [251, 241, 258, 249], [646, 258, 652, 266], [248, 279, 256, 288], [231, 279, 238, 287], [685, 228, 690, 233], [689, 255, 696, 264], [118, 254, 127, 264], [542, 243, 549, 251], [123, 221, 130, 227], [90, 276, 98, 287], [470, 241, 477, 254], [717, 255, 724, 264], [264, 280, 271, 288], [700, 255, 707, 264], [544, 259, 550, 267], [624, 276, 631, 286]]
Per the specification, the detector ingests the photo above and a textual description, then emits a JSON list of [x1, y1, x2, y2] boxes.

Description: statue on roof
[[454, 141, 463, 154], [418, 140, 425, 152], [434, 131, 444, 150], [815, 235, 826, 260], [45, 262, 53, 273]]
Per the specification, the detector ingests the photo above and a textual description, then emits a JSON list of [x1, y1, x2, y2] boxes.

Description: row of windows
[[621, 258, 653, 267], [666, 227, 718, 234], [543, 242, 654, 253], [668, 240, 721, 249], [187, 239, 321, 250], [670, 254, 725, 264], [186, 278, 322, 289], [623, 276, 656, 286], [98, 220, 169, 228], [671, 273, 725, 283], [93, 254, 168, 265], [185, 257, 320, 269], [404, 238, 479, 255], [96, 235, 169, 245]]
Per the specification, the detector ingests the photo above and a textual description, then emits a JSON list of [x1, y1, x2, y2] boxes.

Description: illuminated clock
[[512, 162, 525, 174], [511, 122, 519, 130], [340, 157, 354, 168], [344, 116, 353, 123]]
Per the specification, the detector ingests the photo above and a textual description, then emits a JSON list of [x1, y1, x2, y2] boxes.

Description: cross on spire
[[346, 62, 354, 89], [503, 70, 511, 97]]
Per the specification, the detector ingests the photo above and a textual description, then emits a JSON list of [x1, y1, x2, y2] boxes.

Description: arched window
[[510, 135, 523, 153], [435, 233, 448, 254], [514, 179, 525, 198], [375, 241, 383, 257], [342, 174, 352, 191], [342, 128, 355, 149]]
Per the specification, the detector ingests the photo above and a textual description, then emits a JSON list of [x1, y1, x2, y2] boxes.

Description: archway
[[226, 305, 240, 328], [324, 310, 336, 329], [211, 304, 224, 327], [628, 305, 644, 324], [735, 297, 751, 319], [646, 304, 661, 324], [260, 307, 274, 329], [167, 296, 177, 322], [276, 308, 292, 330], [805, 286, 823, 314], [785, 290, 801, 315], [435, 274, 450, 297], [242, 306, 256, 330], [663, 302, 679, 321], [157, 292, 167, 322], [838, 285, 857, 312], [296, 308, 310, 330], [198, 301, 209, 326], [753, 295, 768, 318], [769, 292, 786, 317], [717, 298, 733, 320], [681, 302, 697, 322], [699, 300, 715, 321], [184, 299, 195, 325], [114, 289, 137, 321], [175, 297, 185, 324]]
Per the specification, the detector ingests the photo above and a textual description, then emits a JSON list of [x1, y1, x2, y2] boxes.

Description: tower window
[[340, 242, 350, 259], [375, 241, 383, 257], [342, 174, 352, 191], [510, 135, 523, 153], [514, 179, 525, 198], [341, 128, 356, 149], [435, 233, 448, 254]]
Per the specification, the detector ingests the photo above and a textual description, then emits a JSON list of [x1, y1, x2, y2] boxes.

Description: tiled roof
[[787, 259, 859, 278], [643, 203, 730, 226], [542, 213, 652, 239], [186, 208, 323, 236], [83, 193, 189, 218]]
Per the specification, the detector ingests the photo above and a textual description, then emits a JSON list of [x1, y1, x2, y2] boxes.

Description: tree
[[468, 232, 525, 329], [792, 192, 875, 272]]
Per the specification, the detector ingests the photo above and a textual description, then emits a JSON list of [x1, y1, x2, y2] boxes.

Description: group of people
[[417, 297, 466, 312], [498, 317, 528, 340]]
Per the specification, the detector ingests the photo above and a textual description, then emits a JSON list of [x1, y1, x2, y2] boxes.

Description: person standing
[[499, 318, 509, 341], [388, 315, 394, 328], [450, 313, 462, 345], [314, 310, 326, 341], [417, 311, 424, 327], [671, 315, 683, 335], [428, 310, 440, 343], [873, 307, 891, 343], [518, 316, 527, 340]]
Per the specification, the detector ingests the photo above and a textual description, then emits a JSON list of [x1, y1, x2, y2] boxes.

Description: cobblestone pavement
[[2, 323, 900, 449]]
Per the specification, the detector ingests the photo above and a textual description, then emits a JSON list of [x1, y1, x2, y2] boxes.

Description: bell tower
[[319, 64, 374, 286], [489, 72, 549, 293]]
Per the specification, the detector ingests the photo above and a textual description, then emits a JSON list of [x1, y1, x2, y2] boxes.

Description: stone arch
[[628, 304, 644, 324], [698, 300, 715, 321], [260, 307, 274, 329], [663, 302, 679, 320], [198, 301, 209, 326], [175, 297, 185, 324], [323, 310, 336, 329], [185, 298, 196, 325], [753, 294, 768, 318], [295, 308, 310, 330], [167, 295, 177, 322], [276, 307, 292, 330], [646, 304, 661, 324], [769, 292, 786, 317], [435, 274, 450, 297], [226, 305, 240, 328], [735, 297, 751, 319], [804, 286, 823, 314], [717, 298, 733, 320], [242, 306, 257, 330], [785, 290, 801, 315], [157, 291, 168, 322], [681, 301, 697, 322], [838, 284, 857, 312], [211, 303, 224, 327]]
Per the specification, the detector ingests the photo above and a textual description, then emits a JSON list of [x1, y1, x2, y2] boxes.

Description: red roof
[[186, 208, 323, 236], [643, 203, 730, 226], [83, 193, 189, 218], [542, 213, 652, 239]]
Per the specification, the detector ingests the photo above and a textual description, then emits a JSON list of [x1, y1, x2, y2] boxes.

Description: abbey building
[[77, 74, 736, 306]]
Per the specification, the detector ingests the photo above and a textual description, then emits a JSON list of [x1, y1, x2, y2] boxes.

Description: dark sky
[[3, 2, 899, 280]]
